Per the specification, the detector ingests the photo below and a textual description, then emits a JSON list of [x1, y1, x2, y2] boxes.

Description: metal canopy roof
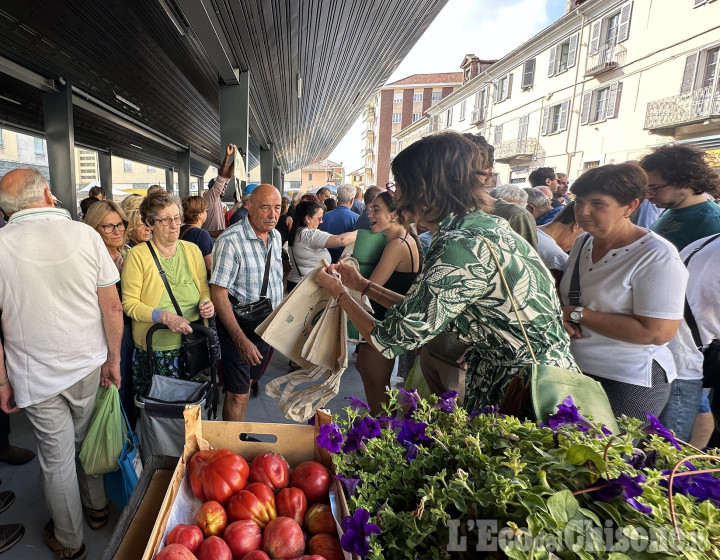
[[0, 0, 448, 174]]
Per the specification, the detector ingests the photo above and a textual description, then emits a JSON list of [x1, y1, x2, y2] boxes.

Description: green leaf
[[566, 444, 606, 473], [591, 501, 623, 527], [607, 554, 632, 560], [547, 490, 580, 525]]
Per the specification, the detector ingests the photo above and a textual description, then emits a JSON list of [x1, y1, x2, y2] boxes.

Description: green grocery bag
[[347, 229, 388, 340], [79, 385, 125, 476]]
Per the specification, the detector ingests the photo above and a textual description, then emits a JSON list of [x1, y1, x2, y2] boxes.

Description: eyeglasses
[[386, 182, 395, 195], [155, 216, 182, 227], [99, 222, 126, 234]]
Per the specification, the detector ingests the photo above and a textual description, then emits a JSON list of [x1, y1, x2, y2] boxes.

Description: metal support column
[[273, 167, 284, 195], [219, 73, 249, 202], [196, 176, 203, 194], [42, 81, 77, 218], [177, 150, 191, 199], [260, 144, 274, 185], [98, 151, 113, 201], [165, 169, 174, 193]]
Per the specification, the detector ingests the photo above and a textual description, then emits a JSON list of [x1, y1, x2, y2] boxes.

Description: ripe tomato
[[189, 449, 250, 505], [275, 487, 307, 526], [289, 461, 331, 504]]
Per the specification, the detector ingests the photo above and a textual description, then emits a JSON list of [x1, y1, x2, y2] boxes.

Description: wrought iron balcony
[[585, 43, 626, 77], [494, 137, 539, 163], [644, 86, 720, 131]]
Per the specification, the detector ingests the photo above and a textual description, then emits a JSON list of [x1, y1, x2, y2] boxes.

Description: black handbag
[[231, 244, 274, 337], [146, 242, 211, 378], [682, 233, 720, 388]]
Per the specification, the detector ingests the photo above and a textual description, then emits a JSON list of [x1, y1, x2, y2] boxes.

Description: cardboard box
[[141, 405, 343, 560]]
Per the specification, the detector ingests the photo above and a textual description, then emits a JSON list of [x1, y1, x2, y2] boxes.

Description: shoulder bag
[[146, 241, 211, 378], [491, 235, 619, 432], [232, 244, 274, 338], [682, 233, 720, 388]]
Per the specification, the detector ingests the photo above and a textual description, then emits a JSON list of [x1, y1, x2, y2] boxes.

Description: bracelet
[[336, 291, 348, 304], [0, 378, 10, 387], [361, 281, 374, 297]]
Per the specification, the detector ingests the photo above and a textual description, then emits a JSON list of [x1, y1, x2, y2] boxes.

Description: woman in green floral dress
[[316, 131, 577, 409]]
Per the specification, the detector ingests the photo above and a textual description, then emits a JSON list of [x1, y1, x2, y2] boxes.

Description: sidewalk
[[0, 345, 380, 559]]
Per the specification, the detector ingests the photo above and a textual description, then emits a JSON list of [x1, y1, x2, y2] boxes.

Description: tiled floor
[[0, 345, 380, 559]]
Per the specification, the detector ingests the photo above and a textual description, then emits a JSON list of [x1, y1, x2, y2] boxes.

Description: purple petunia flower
[[470, 405, 505, 419], [376, 415, 401, 430], [342, 431, 367, 453], [643, 413, 682, 450], [316, 422, 344, 453], [340, 508, 381, 558], [435, 391, 459, 413], [661, 470, 720, 506], [397, 419, 431, 461], [548, 396, 598, 433], [628, 449, 657, 471], [335, 474, 362, 496], [341, 417, 381, 453], [398, 387, 421, 410], [590, 474, 652, 514], [307, 416, 316, 426], [345, 396, 371, 412]]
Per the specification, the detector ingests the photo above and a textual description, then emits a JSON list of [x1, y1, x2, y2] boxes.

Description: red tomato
[[189, 449, 250, 505], [227, 483, 277, 528], [249, 451, 290, 490], [275, 487, 307, 526], [308, 533, 344, 560], [289, 461, 331, 504]]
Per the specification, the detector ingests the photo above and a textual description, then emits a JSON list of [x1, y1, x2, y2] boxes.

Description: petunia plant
[[318, 390, 720, 560]]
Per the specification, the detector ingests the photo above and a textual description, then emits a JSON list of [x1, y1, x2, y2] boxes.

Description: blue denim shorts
[[699, 388, 712, 414]]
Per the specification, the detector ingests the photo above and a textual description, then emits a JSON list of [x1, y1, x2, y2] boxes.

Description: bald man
[[210, 184, 283, 421]]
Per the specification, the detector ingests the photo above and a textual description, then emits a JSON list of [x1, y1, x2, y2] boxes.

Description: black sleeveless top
[[371, 236, 420, 321]]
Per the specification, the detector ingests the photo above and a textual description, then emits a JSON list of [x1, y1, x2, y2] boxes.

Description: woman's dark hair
[[390, 131, 492, 225], [140, 190, 183, 225], [548, 200, 577, 225], [569, 163, 647, 206], [182, 195, 207, 224], [288, 201, 323, 246], [370, 192, 425, 270], [639, 144, 720, 196], [324, 198, 337, 211], [300, 193, 320, 204]]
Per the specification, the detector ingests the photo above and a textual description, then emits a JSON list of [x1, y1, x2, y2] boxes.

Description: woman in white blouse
[[559, 163, 688, 420], [286, 200, 356, 291]]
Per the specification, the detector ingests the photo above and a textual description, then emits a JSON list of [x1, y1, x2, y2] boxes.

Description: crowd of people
[[0, 132, 719, 557]]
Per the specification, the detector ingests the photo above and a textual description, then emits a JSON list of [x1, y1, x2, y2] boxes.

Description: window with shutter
[[589, 21, 602, 55], [493, 80, 501, 103], [506, 74, 513, 100], [606, 83, 622, 119], [518, 115, 529, 142], [580, 92, 592, 125], [522, 59, 536, 89], [617, 2, 633, 43], [567, 35, 579, 69], [494, 124, 503, 145], [459, 100, 466, 121], [558, 100, 570, 131], [680, 54, 698, 94], [548, 46, 558, 77], [541, 108, 551, 136]]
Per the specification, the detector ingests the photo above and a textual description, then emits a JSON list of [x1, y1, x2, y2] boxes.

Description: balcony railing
[[426, 121, 439, 133], [644, 86, 720, 130], [585, 43, 626, 76], [494, 137, 539, 163], [362, 128, 374, 141]]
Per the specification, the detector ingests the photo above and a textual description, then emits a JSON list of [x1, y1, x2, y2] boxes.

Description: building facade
[[299, 159, 344, 190], [395, 0, 720, 185], [362, 72, 465, 187]]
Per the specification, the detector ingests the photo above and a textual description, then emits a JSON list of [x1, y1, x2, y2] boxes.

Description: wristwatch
[[570, 306, 584, 324]]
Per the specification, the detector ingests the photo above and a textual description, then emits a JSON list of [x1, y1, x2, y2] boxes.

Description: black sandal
[[83, 505, 109, 531]]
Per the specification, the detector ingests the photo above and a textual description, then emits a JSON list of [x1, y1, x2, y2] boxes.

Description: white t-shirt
[[669, 235, 720, 381], [0, 208, 120, 407], [559, 232, 687, 387], [287, 228, 332, 283], [536, 229, 568, 271]]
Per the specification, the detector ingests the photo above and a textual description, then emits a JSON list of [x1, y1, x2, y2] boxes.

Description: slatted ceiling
[[0, 0, 448, 175]]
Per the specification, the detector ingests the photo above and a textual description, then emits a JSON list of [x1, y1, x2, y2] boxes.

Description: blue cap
[[244, 183, 260, 195]]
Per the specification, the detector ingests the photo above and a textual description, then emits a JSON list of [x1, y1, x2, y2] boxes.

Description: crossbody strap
[[146, 241, 183, 317], [260, 242, 273, 298], [480, 236, 538, 365], [568, 233, 591, 307], [682, 233, 720, 348]]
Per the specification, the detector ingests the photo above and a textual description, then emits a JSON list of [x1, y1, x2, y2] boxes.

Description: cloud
[[329, 0, 565, 174]]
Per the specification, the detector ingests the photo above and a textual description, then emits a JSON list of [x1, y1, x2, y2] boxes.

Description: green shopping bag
[[348, 229, 388, 340], [79, 385, 125, 476], [404, 354, 432, 400]]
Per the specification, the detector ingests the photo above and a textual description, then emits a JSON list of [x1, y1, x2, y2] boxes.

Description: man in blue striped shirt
[[211, 184, 283, 421]]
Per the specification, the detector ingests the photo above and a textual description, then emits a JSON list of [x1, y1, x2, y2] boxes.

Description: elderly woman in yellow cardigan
[[121, 191, 214, 391]]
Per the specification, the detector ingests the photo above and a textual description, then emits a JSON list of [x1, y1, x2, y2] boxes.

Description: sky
[[328, 0, 567, 175]]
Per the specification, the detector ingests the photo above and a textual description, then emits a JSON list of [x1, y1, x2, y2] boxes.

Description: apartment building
[[362, 72, 466, 187], [300, 158, 344, 190], [395, 0, 720, 184]]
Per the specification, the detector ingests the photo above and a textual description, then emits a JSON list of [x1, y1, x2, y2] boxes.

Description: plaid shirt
[[210, 217, 283, 308]]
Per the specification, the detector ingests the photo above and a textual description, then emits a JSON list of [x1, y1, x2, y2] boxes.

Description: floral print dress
[[371, 210, 577, 410]]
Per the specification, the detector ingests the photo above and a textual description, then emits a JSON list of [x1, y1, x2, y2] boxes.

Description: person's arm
[[203, 254, 213, 273], [0, 343, 18, 414], [367, 239, 409, 287], [327, 260, 404, 307], [561, 307, 681, 345], [211, 284, 263, 365], [97, 284, 124, 389], [218, 143, 236, 180], [324, 230, 357, 249]]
